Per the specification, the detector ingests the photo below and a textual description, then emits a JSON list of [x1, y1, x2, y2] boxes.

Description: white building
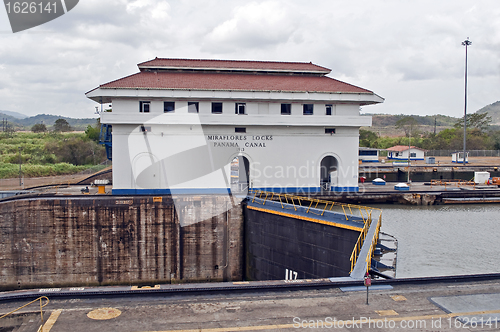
[[358, 147, 380, 162], [451, 151, 469, 164], [386, 145, 425, 161], [86, 58, 383, 195]]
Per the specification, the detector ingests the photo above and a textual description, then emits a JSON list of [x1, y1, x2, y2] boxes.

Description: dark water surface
[[378, 204, 500, 278]]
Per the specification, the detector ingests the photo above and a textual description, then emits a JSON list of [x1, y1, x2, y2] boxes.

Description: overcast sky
[[0, 0, 499, 119]]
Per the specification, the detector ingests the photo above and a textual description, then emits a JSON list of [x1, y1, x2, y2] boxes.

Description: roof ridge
[[140, 57, 320, 66], [137, 58, 331, 74]]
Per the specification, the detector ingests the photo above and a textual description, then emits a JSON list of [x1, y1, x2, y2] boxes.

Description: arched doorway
[[132, 152, 161, 189], [230, 155, 250, 193], [320, 156, 338, 191]]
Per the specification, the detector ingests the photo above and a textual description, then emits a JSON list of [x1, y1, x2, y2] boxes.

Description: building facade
[[86, 58, 383, 194], [387, 145, 425, 161]]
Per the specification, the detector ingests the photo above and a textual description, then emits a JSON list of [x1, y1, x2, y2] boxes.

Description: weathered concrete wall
[[0, 195, 243, 290], [244, 205, 360, 281]]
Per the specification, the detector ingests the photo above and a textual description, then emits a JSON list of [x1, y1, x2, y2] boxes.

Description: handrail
[[249, 190, 381, 222], [364, 213, 383, 273], [0, 296, 49, 331]]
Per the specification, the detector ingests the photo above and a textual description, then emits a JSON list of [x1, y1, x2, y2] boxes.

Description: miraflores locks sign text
[[207, 135, 273, 149]]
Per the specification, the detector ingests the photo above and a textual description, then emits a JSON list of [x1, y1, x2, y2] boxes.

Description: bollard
[[364, 272, 372, 305]]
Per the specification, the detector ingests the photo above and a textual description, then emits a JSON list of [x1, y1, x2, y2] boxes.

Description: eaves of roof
[[96, 71, 373, 94]]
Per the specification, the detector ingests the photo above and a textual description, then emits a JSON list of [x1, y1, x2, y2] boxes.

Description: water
[[378, 204, 500, 278]]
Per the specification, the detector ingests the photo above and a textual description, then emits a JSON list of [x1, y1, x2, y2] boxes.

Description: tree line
[[360, 113, 500, 150]]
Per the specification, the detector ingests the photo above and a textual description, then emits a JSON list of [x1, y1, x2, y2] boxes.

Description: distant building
[[358, 147, 379, 162], [386, 145, 425, 161], [451, 151, 469, 164], [86, 58, 383, 194]]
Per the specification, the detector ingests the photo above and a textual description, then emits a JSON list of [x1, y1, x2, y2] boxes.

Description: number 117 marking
[[285, 269, 298, 280]]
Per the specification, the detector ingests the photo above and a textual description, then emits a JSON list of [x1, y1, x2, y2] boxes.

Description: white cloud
[[202, 1, 300, 53], [0, 0, 499, 118]]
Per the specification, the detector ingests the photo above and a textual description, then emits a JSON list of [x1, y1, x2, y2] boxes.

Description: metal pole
[[18, 147, 22, 187], [407, 126, 411, 183], [462, 38, 471, 165], [366, 286, 369, 305]]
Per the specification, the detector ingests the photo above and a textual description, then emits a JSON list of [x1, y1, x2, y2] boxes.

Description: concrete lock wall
[[244, 205, 360, 281], [0, 195, 243, 290]]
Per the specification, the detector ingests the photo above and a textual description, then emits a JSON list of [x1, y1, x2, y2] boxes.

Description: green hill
[[0, 110, 27, 119], [476, 101, 500, 125], [363, 102, 500, 136], [0, 113, 97, 131], [362, 113, 458, 136], [365, 114, 457, 127]]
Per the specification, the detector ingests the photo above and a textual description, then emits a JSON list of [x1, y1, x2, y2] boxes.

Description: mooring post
[[364, 272, 371, 305]]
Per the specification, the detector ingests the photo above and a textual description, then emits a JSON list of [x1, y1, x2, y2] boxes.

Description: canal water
[[378, 204, 500, 278]]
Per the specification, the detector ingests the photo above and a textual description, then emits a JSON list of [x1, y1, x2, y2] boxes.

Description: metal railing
[[0, 296, 49, 331], [430, 179, 476, 189], [249, 190, 379, 223], [75, 160, 111, 176], [426, 150, 500, 157], [350, 216, 371, 273], [349, 212, 383, 274], [364, 213, 383, 273], [231, 183, 249, 193], [249, 190, 382, 274]]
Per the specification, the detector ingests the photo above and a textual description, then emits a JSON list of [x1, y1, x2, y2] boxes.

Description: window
[[325, 128, 336, 134], [410, 152, 416, 158], [303, 104, 314, 115], [359, 150, 378, 156], [235, 127, 246, 133], [164, 101, 175, 113], [188, 102, 199, 113], [235, 103, 246, 115], [281, 103, 291, 115], [326, 105, 333, 115], [212, 102, 223, 114], [139, 101, 150, 113]]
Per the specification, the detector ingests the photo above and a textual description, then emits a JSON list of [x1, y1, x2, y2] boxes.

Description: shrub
[[31, 123, 47, 133], [53, 119, 72, 132]]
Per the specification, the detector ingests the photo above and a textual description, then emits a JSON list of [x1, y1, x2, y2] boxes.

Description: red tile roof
[[138, 58, 331, 74], [387, 145, 424, 152], [98, 71, 373, 94]]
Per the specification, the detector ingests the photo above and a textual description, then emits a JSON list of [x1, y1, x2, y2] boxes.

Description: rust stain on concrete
[[0, 195, 243, 290]]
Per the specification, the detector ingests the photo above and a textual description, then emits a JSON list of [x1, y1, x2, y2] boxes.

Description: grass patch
[[0, 132, 107, 179], [0, 162, 89, 178]]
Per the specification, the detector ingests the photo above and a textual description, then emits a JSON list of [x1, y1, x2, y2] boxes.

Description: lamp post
[[407, 125, 411, 183], [462, 38, 472, 165], [18, 147, 22, 187]]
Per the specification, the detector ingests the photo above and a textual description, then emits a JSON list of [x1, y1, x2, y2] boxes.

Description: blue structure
[[99, 124, 112, 161]]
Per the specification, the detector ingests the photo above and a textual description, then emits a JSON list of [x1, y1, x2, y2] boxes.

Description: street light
[[462, 38, 472, 165], [18, 146, 22, 187], [407, 125, 411, 183]]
